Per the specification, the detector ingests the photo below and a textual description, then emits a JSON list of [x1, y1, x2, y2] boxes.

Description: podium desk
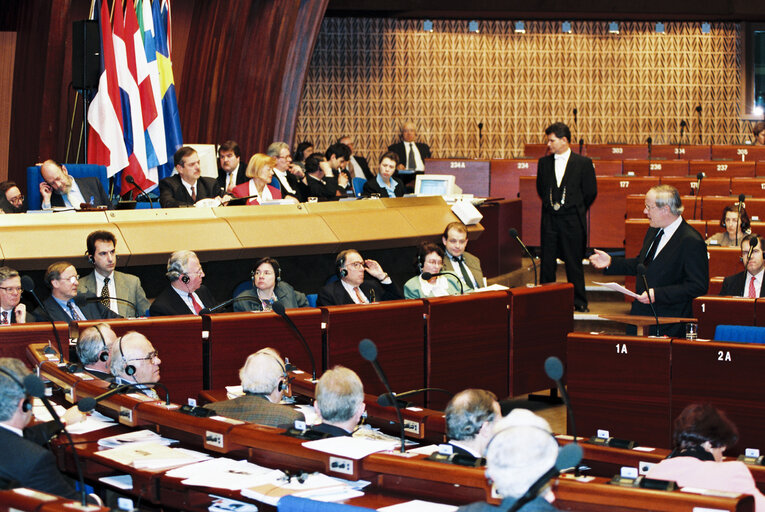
[[598, 314, 696, 337], [322, 300, 427, 403], [425, 291, 509, 409], [469, 199, 521, 278], [203, 309, 323, 389], [508, 283, 572, 396], [519, 176, 542, 246], [567, 333, 673, 449]]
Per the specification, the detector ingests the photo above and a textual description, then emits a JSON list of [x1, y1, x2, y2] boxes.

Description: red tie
[[749, 276, 757, 299], [353, 287, 367, 304], [191, 185, 197, 202], [188, 293, 203, 314]]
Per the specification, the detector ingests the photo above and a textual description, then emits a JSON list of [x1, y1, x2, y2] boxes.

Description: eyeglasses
[[129, 351, 159, 362], [8, 195, 23, 205], [59, 275, 79, 284], [0, 286, 21, 293], [345, 262, 364, 270]]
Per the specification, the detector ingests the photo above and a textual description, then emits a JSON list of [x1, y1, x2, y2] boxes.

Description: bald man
[[38, 160, 111, 209]]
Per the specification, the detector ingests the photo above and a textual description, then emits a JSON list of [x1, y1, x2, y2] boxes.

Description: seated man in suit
[[207, 348, 305, 429], [304, 152, 349, 201], [0, 357, 81, 499], [76, 323, 117, 380], [217, 140, 248, 194], [268, 141, 306, 202], [109, 332, 163, 400], [79, 230, 150, 317], [317, 249, 402, 306], [442, 222, 484, 290], [324, 143, 353, 196], [311, 366, 365, 437], [720, 234, 764, 297], [338, 136, 374, 181], [39, 160, 111, 209], [0, 266, 27, 324], [458, 409, 561, 512], [443, 389, 501, 465], [159, 146, 232, 207], [0, 181, 27, 213], [388, 122, 432, 171], [149, 250, 217, 316], [33, 262, 121, 322]]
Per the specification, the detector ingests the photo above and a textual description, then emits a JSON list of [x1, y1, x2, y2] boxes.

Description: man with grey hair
[[444, 389, 501, 464], [110, 332, 162, 399], [0, 357, 80, 499], [458, 409, 560, 512], [76, 323, 117, 380], [149, 250, 217, 316], [207, 348, 304, 428], [312, 366, 365, 437], [590, 184, 708, 337], [0, 266, 26, 324], [267, 142, 306, 202]]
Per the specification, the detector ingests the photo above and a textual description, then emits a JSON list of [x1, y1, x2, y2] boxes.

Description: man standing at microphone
[[590, 185, 708, 337], [536, 122, 597, 313]]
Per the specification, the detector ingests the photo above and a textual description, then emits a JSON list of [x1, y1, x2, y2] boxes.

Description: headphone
[[256, 349, 289, 393], [336, 250, 356, 279], [251, 258, 281, 284], [117, 336, 136, 376], [86, 251, 95, 265], [181, 274, 190, 284], [93, 324, 110, 362], [0, 366, 32, 413], [166, 258, 186, 283]]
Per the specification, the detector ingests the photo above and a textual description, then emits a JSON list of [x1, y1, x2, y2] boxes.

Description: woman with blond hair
[[231, 153, 282, 205]]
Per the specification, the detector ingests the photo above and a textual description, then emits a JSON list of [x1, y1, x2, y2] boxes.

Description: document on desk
[[593, 281, 640, 299], [96, 441, 211, 470], [302, 436, 398, 459], [65, 411, 116, 434], [98, 429, 176, 447], [241, 472, 365, 505], [165, 458, 281, 491], [379, 500, 458, 512]]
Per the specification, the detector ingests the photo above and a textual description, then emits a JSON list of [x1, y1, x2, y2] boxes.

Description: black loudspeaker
[[72, 20, 100, 90]]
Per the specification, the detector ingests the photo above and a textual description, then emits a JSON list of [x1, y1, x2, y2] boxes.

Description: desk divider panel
[[0, 322, 70, 361], [79, 316, 204, 402], [425, 291, 509, 409], [711, 145, 765, 162], [489, 159, 537, 200], [322, 300, 427, 404], [519, 176, 542, 246], [692, 296, 755, 339], [652, 144, 711, 160], [661, 176, 731, 197], [586, 144, 648, 160], [690, 160, 756, 178], [708, 246, 743, 278], [567, 333, 673, 449], [424, 159, 491, 197], [508, 283, 573, 396], [622, 159, 688, 177], [204, 309, 323, 390]]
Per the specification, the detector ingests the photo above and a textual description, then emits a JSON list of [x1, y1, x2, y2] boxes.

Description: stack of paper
[[166, 458, 281, 491], [241, 472, 368, 505], [98, 429, 176, 448], [96, 441, 211, 470], [302, 436, 398, 459]]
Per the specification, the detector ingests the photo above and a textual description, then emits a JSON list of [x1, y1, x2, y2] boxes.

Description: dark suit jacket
[[720, 271, 765, 297], [306, 175, 343, 201], [158, 175, 224, 208], [207, 394, 304, 429], [605, 219, 709, 327], [0, 425, 78, 499], [233, 281, 309, 312], [317, 278, 402, 306], [387, 141, 432, 168], [311, 423, 352, 437], [274, 172, 307, 203], [149, 284, 217, 316], [216, 163, 248, 192], [350, 155, 374, 181], [536, 152, 597, 245], [458, 497, 559, 512], [362, 176, 405, 198], [50, 177, 111, 209], [447, 443, 485, 466], [32, 294, 121, 322]]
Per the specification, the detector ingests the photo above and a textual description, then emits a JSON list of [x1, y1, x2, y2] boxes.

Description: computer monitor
[[414, 174, 462, 197]]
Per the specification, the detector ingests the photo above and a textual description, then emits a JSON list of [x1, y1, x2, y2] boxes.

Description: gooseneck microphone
[[507, 442, 583, 512], [272, 301, 317, 381], [692, 172, 705, 219], [125, 175, 154, 209], [420, 271, 464, 295], [359, 338, 405, 453], [636, 263, 660, 336], [377, 388, 453, 407], [578, 138, 584, 155], [21, 275, 65, 364], [737, 193, 746, 246], [198, 296, 253, 315], [646, 137, 653, 161], [748, 236, 759, 262], [85, 295, 138, 316], [544, 357, 577, 447], [695, 105, 703, 144], [509, 228, 538, 286], [679, 120, 688, 147]]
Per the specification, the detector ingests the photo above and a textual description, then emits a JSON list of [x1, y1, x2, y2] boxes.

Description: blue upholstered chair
[[26, 164, 109, 210], [713, 324, 765, 344]]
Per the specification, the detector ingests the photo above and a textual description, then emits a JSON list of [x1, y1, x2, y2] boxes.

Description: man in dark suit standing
[[536, 122, 597, 312], [339, 136, 374, 181], [443, 389, 501, 465], [33, 262, 121, 322], [590, 185, 709, 337], [39, 160, 111, 209], [387, 122, 432, 171], [150, 250, 217, 316], [720, 234, 765, 297], [317, 249, 401, 306], [216, 140, 248, 194], [0, 267, 26, 324], [159, 147, 232, 207]]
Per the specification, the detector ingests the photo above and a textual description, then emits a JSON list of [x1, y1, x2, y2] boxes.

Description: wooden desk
[[599, 314, 696, 337], [591, 160, 624, 176], [489, 159, 537, 200], [711, 145, 765, 162], [567, 333, 673, 448], [708, 246, 743, 278], [692, 296, 756, 339], [0, 322, 69, 361], [589, 177, 659, 248], [622, 160, 689, 177], [586, 144, 648, 160], [424, 159, 490, 197], [519, 175, 542, 246], [732, 178, 765, 198], [469, 199, 521, 277], [0, 489, 111, 511], [661, 176, 731, 197], [652, 144, 711, 160], [690, 160, 756, 178]]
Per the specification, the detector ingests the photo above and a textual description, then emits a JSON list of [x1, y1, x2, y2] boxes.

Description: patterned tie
[[188, 293, 203, 314], [407, 143, 416, 170], [1, 312, 7, 325], [100, 276, 110, 308], [353, 287, 367, 304], [191, 185, 197, 202], [456, 257, 475, 290], [749, 276, 757, 299], [67, 300, 81, 321], [643, 229, 664, 264]]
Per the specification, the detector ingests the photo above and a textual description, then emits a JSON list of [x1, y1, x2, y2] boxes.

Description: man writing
[[317, 249, 401, 306], [720, 234, 765, 297]]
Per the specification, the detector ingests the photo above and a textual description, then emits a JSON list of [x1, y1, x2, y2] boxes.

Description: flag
[[87, 0, 129, 177], [155, 0, 182, 180], [112, 0, 150, 191]]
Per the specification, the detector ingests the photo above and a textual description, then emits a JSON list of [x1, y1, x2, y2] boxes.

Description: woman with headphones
[[404, 241, 462, 299], [234, 257, 309, 312]]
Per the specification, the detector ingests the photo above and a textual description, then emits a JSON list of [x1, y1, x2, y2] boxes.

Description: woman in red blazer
[[231, 153, 282, 205]]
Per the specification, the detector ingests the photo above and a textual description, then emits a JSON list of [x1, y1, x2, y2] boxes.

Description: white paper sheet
[[302, 436, 398, 459], [593, 281, 641, 299]]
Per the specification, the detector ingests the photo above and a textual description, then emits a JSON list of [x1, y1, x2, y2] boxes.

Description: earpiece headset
[[251, 258, 281, 284], [86, 251, 95, 265], [93, 324, 109, 362], [336, 252, 348, 278], [181, 274, 190, 284], [0, 366, 32, 413], [117, 336, 136, 376]]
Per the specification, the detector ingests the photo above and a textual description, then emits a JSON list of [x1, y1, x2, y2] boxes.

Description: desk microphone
[[507, 442, 583, 512], [85, 295, 138, 316], [737, 193, 746, 246], [747, 236, 759, 262], [692, 172, 705, 219], [125, 175, 154, 209], [544, 356, 584, 478], [579, 138, 584, 155], [679, 120, 688, 146], [76, 381, 171, 412], [377, 388, 453, 407], [421, 271, 464, 294], [272, 301, 317, 381], [360, 338, 405, 453], [509, 228, 537, 286], [198, 296, 252, 315], [637, 263, 660, 336], [21, 275, 65, 364], [695, 105, 703, 144], [646, 137, 652, 161]]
